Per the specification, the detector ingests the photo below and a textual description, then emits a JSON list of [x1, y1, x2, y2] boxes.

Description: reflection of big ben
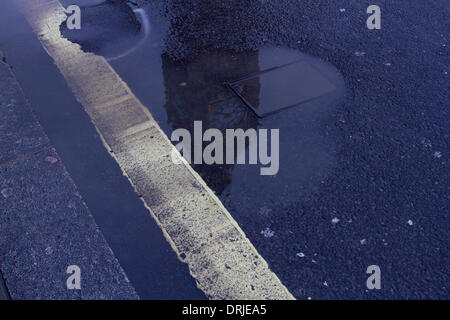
[[162, 49, 261, 194]]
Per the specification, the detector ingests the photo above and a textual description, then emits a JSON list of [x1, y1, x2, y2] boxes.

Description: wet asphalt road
[[88, 0, 447, 299], [22, 0, 450, 299]]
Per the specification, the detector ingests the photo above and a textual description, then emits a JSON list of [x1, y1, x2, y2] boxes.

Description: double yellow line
[[15, 0, 294, 299]]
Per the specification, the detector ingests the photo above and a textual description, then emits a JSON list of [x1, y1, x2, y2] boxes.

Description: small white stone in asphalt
[[45, 247, 53, 255], [360, 239, 367, 245], [296, 252, 305, 258], [421, 137, 432, 148], [384, 62, 392, 66], [331, 217, 340, 224], [433, 151, 442, 158], [323, 281, 329, 287], [261, 228, 274, 238], [407, 220, 414, 226], [1, 188, 12, 198], [355, 51, 366, 57], [340, 9, 346, 12]]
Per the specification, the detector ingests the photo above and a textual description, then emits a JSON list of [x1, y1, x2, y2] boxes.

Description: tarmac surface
[[122, 0, 449, 299]]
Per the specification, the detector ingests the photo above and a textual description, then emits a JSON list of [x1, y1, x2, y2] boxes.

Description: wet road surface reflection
[[60, 0, 345, 214]]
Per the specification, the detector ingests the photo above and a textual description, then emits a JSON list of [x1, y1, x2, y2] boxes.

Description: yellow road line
[[15, 0, 294, 299]]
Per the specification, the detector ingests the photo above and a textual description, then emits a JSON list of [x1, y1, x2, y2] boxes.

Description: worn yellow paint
[[15, 0, 295, 300]]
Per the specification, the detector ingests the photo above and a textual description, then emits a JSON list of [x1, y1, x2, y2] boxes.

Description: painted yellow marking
[[15, 0, 295, 299]]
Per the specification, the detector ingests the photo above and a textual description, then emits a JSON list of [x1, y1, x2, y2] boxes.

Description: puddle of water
[[59, 1, 143, 60], [156, 45, 345, 196], [160, 49, 261, 193], [59, 3, 345, 215]]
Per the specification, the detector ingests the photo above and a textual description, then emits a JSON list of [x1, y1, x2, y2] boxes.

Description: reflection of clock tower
[[161, 49, 260, 195]]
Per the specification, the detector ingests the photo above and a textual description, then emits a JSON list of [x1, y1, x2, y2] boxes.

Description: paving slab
[[0, 59, 138, 299]]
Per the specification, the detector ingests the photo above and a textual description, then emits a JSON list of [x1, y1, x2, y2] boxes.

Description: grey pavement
[[0, 54, 138, 299]]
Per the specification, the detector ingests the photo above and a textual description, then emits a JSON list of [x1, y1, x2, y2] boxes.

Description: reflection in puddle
[[229, 60, 337, 117], [162, 50, 260, 193], [159, 45, 345, 197], [63, 4, 346, 215]]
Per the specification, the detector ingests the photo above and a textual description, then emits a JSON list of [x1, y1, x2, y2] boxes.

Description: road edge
[[15, 0, 295, 300]]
